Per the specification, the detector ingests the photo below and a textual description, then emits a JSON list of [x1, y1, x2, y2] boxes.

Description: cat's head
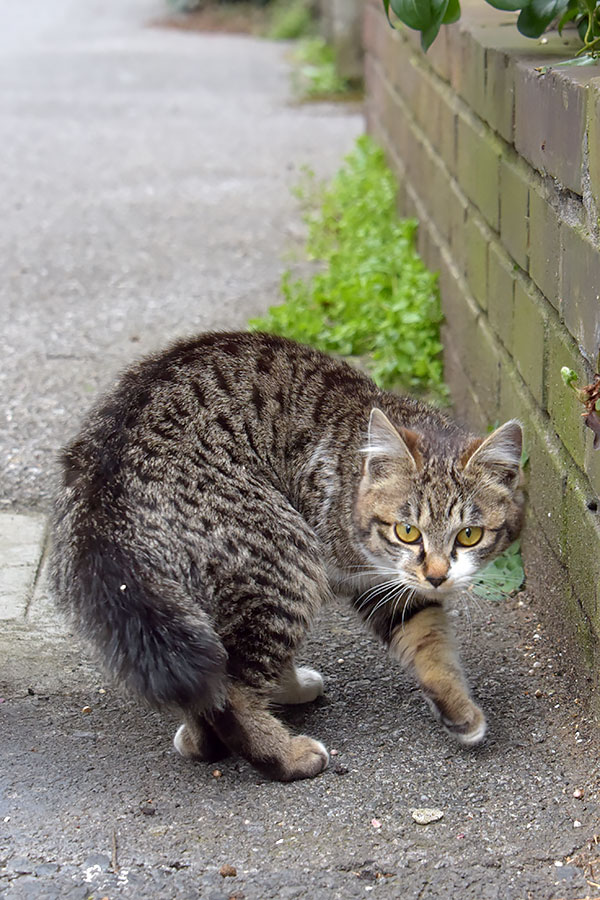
[[354, 408, 525, 600]]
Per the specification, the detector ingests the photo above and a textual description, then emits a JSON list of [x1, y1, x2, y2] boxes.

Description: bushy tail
[[51, 534, 228, 711]]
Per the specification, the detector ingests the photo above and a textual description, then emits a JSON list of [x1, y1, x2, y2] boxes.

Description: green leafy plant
[[249, 135, 448, 401], [383, 0, 600, 57], [471, 540, 525, 601], [561, 366, 600, 448], [289, 37, 351, 98], [268, 0, 315, 39]]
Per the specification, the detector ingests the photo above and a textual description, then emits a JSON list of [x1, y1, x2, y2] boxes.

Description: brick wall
[[363, 0, 600, 689]]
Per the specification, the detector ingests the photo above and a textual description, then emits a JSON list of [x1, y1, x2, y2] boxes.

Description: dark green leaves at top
[[484, 0, 524, 12], [390, 0, 452, 49], [517, 0, 569, 36]]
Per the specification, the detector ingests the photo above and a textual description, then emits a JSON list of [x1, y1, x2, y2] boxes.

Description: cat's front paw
[[442, 701, 487, 747], [426, 696, 487, 747], [281, 736, 329, 781]]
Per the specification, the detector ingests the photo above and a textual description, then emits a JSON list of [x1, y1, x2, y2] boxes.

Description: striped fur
[[50, 332, 524, 780]]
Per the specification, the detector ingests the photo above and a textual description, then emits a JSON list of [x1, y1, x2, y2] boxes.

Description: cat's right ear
[[361, 408, 421, 481]]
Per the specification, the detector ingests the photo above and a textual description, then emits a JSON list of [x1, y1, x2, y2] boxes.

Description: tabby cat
[[50, 332, 524, 782]]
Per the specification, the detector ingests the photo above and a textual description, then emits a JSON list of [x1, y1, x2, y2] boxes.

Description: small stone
[[573, 788, 584, 799], [411, 808, 444, 825], [81, 706, 92, 714], [330, 749, 339, 756], [534, 689, 543, 698], [371, 818, 381, 828], [139, 802, 156, 816], [219, 864, 237, 877], [212, 769, 223, 778], [573, 820, 582, 828]]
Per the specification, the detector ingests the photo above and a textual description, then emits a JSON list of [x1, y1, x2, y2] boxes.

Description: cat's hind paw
[[173, 721, 229, 762], [271, 665, 324, 705]]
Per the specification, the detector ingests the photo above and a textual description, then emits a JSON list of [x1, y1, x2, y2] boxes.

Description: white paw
[[272, 666, 324, 705], [455, 717, 488, 747], [173, 723, 193, 758]]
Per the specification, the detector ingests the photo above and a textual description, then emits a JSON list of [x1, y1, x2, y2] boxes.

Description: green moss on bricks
[[512, 280, 547, 406], [487, 242, 516, 350], [561, 474, 600, 630], [465, 213, 489, 310], [499, 156, 529, 273], [456, 111, 502, 232], [528, 183, 561, 311], [546, 314, 589, 469]]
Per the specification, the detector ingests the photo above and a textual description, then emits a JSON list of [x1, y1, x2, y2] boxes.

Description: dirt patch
[[152, 2, 271, 35]]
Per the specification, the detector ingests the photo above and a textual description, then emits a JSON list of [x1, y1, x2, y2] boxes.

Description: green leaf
[[390, 0, 449, 34], [517, 0, 569, 37], [472, 541, 525, 602], [557, 2, 579, 33], [443, 0, 462, 23], [561, 366, 579, 389], [484, 0, 524, 12]]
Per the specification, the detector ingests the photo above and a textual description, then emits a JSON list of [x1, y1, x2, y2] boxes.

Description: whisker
[[355, 578, 402, 614]]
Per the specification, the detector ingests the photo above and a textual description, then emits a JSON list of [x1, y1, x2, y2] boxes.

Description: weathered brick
[[440, 257, 501, 420], [588, 78, 600, 210], [456, 110, 501, 231], [512, 280, 547, 406], [426, 21, 451, 83], [464, 211, 489, 310], [499, 155, 529, 272], [520, 522, 598, 675], [449, 26, 486, 123], [436, 89, 458, 176], [585, 433, 600, 499], [443, 326, 488, 431], [483, 44, 515, 144], [384, 29, 421, 107], [514, 61, 593, 195], [561, 223, 600, 362], [528, 181, 561, 311], [498, 378, 564, 552], [546, 312, 590, 469], [448, 180, 468, 276], [411, 137, 451, 247], [561, 473, 600, 627], [487, 242, 516, 349]]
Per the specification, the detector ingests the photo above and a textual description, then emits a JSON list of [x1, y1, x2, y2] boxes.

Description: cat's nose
[[426, 575, 447, 589]]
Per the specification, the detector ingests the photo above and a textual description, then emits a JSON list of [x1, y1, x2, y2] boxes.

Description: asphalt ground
[[1, 2, 599, 899]]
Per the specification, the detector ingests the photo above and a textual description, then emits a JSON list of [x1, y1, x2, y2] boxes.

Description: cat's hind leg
[[209, 682, 329, 781], [390, 604, 487, 746], [270, 664, 324, 705], [173, 715, 229, 763]]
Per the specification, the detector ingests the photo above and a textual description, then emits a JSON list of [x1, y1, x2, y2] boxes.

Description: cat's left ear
[[462, 420, 523, 488], [361, 408, 422, 481]]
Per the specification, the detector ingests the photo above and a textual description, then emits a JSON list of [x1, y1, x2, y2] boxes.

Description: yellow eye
[[394, 523, 422, 544], [456, 526, 483, 547]]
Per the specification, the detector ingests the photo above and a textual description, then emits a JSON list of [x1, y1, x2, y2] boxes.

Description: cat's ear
[[362, 408, 421, 480], [462, 420, 523, 488]]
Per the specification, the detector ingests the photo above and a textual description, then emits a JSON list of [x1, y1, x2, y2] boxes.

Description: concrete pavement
[[1, 2, 599, 899]]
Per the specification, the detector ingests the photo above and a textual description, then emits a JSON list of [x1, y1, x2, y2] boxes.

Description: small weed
[[249, 136, 448, 402], [471, 541, 525, 602], [268, 0, 316, 40], [290, 38, 350, 99]]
